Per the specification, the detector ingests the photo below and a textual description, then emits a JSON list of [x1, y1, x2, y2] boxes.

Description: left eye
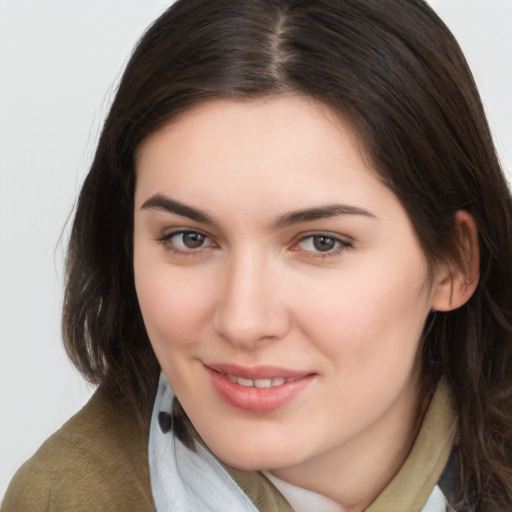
[[296, 234, 349, 253]]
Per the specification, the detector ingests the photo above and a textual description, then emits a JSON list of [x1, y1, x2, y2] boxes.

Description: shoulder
[[1, 386, 155, 512]]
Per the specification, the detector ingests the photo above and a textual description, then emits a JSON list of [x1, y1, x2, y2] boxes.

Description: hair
[[63, 0, 512, 509]]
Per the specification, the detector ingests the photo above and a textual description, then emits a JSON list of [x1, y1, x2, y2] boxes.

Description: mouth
[[220, 372, 301, 388], [204, 363, 315, 413]]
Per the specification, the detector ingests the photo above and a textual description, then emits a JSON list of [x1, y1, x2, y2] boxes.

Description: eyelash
[[156, 230, 217, 256], [156, 230, 353, 259], [291, 233, 353, 259]]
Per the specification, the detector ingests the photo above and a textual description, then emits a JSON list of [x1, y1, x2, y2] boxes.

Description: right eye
[[157, 230, 217, 254]]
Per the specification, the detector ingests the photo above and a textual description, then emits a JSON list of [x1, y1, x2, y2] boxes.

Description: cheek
[[296, 255, 431, 369], [133, 252, 215, 353]]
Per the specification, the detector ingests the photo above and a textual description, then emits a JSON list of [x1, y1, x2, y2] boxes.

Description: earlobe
[[432, 211, 480, 312]]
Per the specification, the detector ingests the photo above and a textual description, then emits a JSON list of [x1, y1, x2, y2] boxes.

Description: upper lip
[[205, 363, 313, 380]]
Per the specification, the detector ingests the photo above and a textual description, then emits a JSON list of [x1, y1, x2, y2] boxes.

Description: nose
[[213, 251, 291, 348]]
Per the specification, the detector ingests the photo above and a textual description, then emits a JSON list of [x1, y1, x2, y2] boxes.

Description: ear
[[431, 210, 480, 312]]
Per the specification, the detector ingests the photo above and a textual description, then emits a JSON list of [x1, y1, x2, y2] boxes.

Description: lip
[[206, 363, 310, 380], [205, 363, 315, 413]]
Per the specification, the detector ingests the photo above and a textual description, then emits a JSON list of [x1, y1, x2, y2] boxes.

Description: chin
[[204, 437, 304, 472]]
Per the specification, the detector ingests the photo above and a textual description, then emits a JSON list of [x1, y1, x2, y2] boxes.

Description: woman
[[3, 0, 512, 511]]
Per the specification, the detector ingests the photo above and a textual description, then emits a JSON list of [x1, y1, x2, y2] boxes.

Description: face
[[133, 96, 440, 483]]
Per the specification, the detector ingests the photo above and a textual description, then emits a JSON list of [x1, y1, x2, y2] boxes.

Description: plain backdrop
[[1, 0, 511, 500]]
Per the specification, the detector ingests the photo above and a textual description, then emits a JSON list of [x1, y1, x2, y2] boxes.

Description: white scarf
[[149, 373, 258, 511]]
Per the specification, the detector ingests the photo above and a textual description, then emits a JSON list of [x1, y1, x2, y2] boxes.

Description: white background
[[1, 0, 511, 500]]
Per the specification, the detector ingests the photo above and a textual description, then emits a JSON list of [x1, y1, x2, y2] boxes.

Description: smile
[[205, 363, 315, 413], [223, 373, 301, 388]]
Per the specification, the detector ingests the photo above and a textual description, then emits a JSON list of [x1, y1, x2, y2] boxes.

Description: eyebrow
[[273, 204, 376, 228], [141, 194, 375, 227], [141, 195, 216, 225]]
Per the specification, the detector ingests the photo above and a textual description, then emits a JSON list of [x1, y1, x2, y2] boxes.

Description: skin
[[133, 96, 472, 510]]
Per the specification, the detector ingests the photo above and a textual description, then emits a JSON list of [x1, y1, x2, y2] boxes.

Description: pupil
[[313, 236, 335, 252], [183, 232, 204, 248]]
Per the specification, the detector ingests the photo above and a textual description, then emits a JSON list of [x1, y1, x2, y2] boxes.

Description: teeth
[[224, 373, 293, 388], [237, 377, 254, 387], [254, 379, 272, 388], [226, 374, 238, 384]]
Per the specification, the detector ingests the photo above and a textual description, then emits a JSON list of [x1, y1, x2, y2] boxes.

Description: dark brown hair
[[63, 0, 512, 509]]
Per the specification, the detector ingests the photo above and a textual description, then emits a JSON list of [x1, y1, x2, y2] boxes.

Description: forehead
[[135, 96, 379, 201]]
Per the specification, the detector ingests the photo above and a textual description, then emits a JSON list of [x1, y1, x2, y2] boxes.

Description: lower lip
[[206, 367, 314, 413]]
